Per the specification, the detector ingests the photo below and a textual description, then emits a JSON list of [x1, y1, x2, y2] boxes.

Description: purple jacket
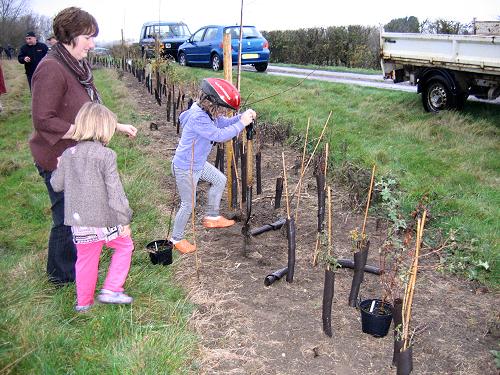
[[172, 103, 244, 170]]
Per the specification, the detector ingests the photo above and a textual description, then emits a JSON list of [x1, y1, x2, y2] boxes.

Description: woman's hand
[[240, 109, 257, 126], [117, 123, 138, 138], [120, 224, 131, 237]]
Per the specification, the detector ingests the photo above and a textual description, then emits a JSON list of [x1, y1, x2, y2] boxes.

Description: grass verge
[[174, 65, 499, 287], [0, 61, 198, 374]]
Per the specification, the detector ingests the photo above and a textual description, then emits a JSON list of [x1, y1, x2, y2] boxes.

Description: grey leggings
[[171, 162, 227, 241]]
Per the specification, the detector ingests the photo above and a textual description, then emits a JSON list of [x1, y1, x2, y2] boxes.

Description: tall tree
[[420, 19, 471, 34], [384, 16, 420, 33], [0, 0, 29, 46]]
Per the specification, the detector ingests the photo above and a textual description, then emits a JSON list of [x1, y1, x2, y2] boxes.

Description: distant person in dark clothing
[[0, 46, 4, 58], [18, 31, 48, 90], [4, 45, 13, 59]]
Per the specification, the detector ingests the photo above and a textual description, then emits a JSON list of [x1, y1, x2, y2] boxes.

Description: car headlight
[[164, 43, 172, 48]]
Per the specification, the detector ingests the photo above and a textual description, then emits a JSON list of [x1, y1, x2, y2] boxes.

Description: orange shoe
[[173, 239, 196, 254], [202, 216, 235, 229]]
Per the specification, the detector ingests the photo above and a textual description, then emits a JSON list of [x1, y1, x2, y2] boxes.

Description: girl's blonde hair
[[72, 102, 117, 143]]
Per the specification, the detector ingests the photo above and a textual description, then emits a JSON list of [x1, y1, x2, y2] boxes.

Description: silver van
[[139, 21, 191, 59]]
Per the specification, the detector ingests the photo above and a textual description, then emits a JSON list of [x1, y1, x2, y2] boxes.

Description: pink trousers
[[75, 235, 134, 307]]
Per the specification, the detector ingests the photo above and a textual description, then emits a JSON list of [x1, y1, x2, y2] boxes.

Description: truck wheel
[[178, 52, 188, 67], [211, 54, 222, 71], [422, 77, 454, 113]]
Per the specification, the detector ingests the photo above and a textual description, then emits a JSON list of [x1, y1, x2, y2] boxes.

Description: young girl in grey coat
[[50, 102, 134, 312]]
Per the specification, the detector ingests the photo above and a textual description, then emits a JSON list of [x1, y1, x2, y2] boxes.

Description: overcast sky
[[30, 0, 500, 43]]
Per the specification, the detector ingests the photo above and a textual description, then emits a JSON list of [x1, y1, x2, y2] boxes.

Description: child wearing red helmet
[[170, 78, 256, 254]]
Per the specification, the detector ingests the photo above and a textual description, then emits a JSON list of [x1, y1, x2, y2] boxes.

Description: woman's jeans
[[171, 162, 226, 241], [37, 165, 77, 284]]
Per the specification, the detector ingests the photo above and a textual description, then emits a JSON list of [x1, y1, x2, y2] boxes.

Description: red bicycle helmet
[[201, 78, 241, 110]]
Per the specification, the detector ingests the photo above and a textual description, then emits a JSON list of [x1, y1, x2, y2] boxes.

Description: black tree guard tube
[[214, 144, 222, 169], [242, 186, 253, 253], [172, 87, 176, 129], [348, 241, 370, 307], [231, 159, 238, 209], [392, 298, 403, 366], [264, 267, 288, 286], [337, 259, 381, 275], [166, 90, 172, 122], [397, 346, 413, 375], [322, 269, 335, 337], [316, 173, 326, 232], [275, 177, 283, 209], [285, 217, 296, 283], [256, 152, 262, 195], [249, 218, 286, 236]]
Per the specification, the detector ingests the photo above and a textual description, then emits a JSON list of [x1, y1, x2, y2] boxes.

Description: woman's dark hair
[[53, 7, 99, 46]]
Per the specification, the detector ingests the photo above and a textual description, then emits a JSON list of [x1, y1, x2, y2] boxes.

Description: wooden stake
[[294, 118, 310, 222], [361, 164, 376, 237], [231, 143, 243, 212], [327, 186, 332, 270], [282, 151, 291, 219], [223, 32, 234, 209]]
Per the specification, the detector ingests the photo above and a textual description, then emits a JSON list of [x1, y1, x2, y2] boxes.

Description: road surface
[[244, 65, 500, 105]]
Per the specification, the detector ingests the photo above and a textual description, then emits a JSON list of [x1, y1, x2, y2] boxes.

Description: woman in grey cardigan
[[50, 103, 134, 312]]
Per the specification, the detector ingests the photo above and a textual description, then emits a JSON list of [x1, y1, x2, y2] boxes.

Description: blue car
[[177, 25, 270, 72]]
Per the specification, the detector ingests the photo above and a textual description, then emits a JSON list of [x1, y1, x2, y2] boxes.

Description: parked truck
[[380, 30, 500, 112]]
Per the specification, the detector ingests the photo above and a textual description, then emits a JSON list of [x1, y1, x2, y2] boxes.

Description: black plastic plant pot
[[396, 346, 413, 375], [147, 240, 173, 266], [359, 299, 393, 338]]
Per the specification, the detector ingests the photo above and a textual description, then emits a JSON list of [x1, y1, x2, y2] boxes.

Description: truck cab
[[139, 21, 191, 60]]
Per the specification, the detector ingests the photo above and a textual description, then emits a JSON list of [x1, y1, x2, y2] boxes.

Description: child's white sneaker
[[97, 289, 133, 304], [75, 304, 93, 313]]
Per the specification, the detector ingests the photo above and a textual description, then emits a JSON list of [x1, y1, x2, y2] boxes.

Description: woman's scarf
[[52, 42, 101, 103]]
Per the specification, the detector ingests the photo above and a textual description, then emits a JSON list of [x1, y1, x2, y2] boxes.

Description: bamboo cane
[[294, 118, 310, 222], [282, 151, 291, 219], [402, 211, 426, 349], [313, 234, 320, 266], [291, 111, 332, 199], [361, 164, 376, 237], [312, 144, 329, 266]]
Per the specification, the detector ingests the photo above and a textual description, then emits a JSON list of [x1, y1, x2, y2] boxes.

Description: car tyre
[[255, 62, 268, 72], [178, 52, 188, 67], [211, 54, 222, 71]]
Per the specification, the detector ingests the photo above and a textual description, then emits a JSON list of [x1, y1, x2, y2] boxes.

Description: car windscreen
[[149, 24, 191, 39], [225, 26, 262, 39]]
